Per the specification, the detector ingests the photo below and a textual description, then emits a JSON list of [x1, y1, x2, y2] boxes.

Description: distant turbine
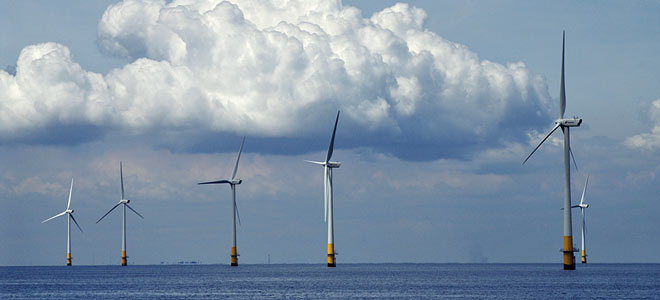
[[572, 175, 590, 263], [96, 162, 144, 266], [305, 111, 341, 267], [199, 136, 246, 266], [522, 31, 582, 270], [42, 178, 83, 266]]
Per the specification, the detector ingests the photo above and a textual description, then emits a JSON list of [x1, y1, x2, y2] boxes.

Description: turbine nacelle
[[555, 118, 582, 127], [567, 203, 589, 210], [304, 160, 341, 168], [230, 179, 242, 185], [326, 162, 341, 168], [66, 209, 74, 214], [120, 199, 130, 204]]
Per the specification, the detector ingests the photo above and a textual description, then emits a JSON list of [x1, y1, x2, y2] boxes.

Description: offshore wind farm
[[2, 0, 660, 299]]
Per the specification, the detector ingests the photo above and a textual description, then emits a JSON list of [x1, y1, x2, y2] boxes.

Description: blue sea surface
[[2, 264, 659, 299]]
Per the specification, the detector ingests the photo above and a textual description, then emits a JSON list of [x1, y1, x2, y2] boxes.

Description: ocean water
[[2, 264, 659, 299]]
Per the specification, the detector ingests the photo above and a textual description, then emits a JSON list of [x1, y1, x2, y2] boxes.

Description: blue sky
[[0, 0, 659, 266]]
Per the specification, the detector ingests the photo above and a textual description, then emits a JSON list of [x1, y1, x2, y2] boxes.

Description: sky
[[0, 0, 659, 266]]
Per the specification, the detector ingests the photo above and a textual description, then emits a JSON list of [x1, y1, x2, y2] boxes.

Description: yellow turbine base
[[67, 253, 72, 266], [581, 250, 587, 264], [563, 236, 575, 270], [122, 251, 127, 266], [327, 243, 336, 267], [231, 247, 238, 266]]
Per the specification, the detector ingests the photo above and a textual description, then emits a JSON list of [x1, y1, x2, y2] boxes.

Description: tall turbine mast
[[305, 111, 341, 267], [96, 162, 144, 266], [572, 175, 590, 263], [523, 32, 582, 270], [198, 136, 246, 266], [42, 178, 83, 266]]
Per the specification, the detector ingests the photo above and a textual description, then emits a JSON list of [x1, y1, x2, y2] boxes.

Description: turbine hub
[[555, 118, 582, 127]]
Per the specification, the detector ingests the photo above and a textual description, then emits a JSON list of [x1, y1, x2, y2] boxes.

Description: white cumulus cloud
[[0, 43, 110, 135], [0, 0, 552, 159]]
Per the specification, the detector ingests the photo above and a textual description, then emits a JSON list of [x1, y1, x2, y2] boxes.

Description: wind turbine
[[198, 136, 246, 266], [42, 178, 83, 266], [305, 111, 341, 267], [522, 31, 582, 270], [572, 175, 590, 263], [96, 162, 144, 266]]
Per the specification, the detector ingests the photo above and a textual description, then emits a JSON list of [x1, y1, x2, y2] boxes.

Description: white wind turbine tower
[[96, 162, 144, 266], [572, 175, 590, 263], [198, 136, 246, 266], [522, 31, 582, 270], [305, 111, 341, 267], [42, 178, 83, 266]]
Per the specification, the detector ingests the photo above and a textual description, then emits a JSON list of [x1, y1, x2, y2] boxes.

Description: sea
[[2, 263, 659, 299]]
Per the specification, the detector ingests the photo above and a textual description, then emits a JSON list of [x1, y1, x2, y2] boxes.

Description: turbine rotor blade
[[67, 178, 74, 210], [198, 180, 231, 185], [231, 136, 246, 180], [96, 203, 121, 223], [42, 211, 67, 223], [126, 204, 144, 219], [325, 110, 340, 163], [580, 175, 589, 206], [569, 147, 579, 171], [522, 123, 561, 165], [69, 214, 83, 233], [304, 160, 325, 165], [235, 201, 241, 226], [560, 31, 566, 119], [120, 162, 125, 200]]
